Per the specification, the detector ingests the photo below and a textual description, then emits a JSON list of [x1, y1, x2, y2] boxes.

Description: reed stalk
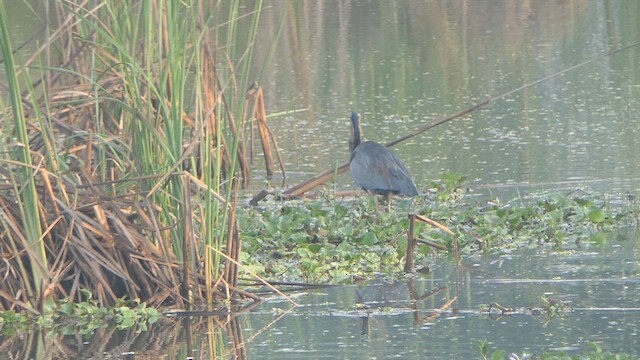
[[0, 0, 275, 312], [0, 0, 48, 308]]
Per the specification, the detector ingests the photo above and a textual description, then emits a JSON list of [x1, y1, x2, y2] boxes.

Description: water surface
[[3, 235, 637, 359], [248, 1, 640, 199], [239, 237, 640, 358]]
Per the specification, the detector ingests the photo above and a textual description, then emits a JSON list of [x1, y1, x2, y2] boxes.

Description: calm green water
[[3, 1, 640, 359], [250, 1, 640, 200], [3, 234, 638, 358], [240, 239, 640, 358]]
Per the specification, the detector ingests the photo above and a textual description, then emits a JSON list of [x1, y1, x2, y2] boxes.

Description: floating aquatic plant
[[240, 174, 635, 283]]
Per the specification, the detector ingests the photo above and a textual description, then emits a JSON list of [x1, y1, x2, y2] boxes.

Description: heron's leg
[[383, 193, 392, 212]]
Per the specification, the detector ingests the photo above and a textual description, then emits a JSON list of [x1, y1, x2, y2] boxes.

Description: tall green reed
[[70, 0, 266, 303], [0, 0, 48, 308], [0, 0, 274, 311]]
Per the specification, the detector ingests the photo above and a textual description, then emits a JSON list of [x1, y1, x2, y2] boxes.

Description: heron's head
[[349, 112, 362, 152]]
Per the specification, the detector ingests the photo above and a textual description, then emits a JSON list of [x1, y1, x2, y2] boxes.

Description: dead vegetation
[[0, 1, 279, 312]]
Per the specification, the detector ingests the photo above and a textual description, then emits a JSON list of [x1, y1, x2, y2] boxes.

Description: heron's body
[[349, 112, 418, 197]]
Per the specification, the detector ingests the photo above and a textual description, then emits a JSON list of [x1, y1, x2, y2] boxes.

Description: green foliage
[[0, 293, 160, 336], [477, 339, 638, 360], [454, 188, 626, 252], [239, 196, 412, 282], [429, 172, 468, 202], [478, 339, 507, 360], [541, 295, 570, 320], [240, 174, 634, 283]]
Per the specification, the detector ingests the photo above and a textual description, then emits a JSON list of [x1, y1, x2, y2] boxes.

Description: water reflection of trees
[[249, 1, 640, 190], [0, 314, 249, 359], [253, 1, 593, 120]]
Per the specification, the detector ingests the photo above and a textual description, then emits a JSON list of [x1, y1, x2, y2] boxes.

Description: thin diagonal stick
[[207, 245, 299, 306]]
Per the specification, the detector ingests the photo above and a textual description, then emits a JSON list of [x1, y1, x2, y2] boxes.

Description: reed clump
[[0, 0, 272, 312]]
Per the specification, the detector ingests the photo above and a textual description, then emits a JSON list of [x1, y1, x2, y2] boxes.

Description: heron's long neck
[[349, 127, 360, 162], [351, 113, 362, 151], [352, 125, 361, 149]]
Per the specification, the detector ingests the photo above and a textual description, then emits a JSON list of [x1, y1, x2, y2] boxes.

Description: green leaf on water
[[359, 231, 378, 246], [299, 243, 322, 255], [587, 206, 605, 223], [574, 198, 591, 206]]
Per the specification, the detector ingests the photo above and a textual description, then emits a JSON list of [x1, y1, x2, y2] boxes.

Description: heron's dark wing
[[382, 151, 419, 196], [349, 141, 418, 196]]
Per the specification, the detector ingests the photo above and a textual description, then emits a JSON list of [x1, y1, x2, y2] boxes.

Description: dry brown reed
[[0, 0, 278, 312]]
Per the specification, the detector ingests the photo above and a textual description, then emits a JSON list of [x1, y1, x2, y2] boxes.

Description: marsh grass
[[0, 0, 276, 312]]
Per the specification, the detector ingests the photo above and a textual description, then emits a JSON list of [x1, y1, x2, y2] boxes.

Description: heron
[[348, 112, 419, 201]]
